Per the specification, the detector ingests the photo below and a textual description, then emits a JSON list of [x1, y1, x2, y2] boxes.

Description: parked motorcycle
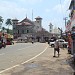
[[0, 41, 6, 49], [0, 40, 2, 49]]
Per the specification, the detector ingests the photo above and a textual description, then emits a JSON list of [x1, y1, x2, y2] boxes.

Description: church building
[[12, 16, 50, 42]]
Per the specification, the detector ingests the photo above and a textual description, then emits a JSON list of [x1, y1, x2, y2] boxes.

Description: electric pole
[[58, 27, 62, 38], [63, 17, 68, 26], [63, 17, 68, 41]]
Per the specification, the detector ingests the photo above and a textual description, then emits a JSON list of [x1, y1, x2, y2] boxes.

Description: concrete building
[[52, 27, 60, 34], [12, 16, 50, 42], [68, 0, 75, 30]]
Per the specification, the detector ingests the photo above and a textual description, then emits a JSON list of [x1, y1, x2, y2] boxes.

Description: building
[[12, 16, 50, 42], [68, 0, 75, 30], [52, 27, 60, 34], [65, 20, 71, 32]]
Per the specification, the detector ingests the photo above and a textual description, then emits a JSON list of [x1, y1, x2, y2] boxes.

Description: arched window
[[27, 30, 29, 33], [18, 30, 19, 34]]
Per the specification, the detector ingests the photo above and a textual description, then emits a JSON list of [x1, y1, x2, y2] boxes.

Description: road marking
[[21, 45, 48, 64], [0, 45, 48, 74]]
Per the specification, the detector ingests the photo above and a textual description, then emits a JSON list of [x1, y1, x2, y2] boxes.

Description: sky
[[0, 0, 71, 32]]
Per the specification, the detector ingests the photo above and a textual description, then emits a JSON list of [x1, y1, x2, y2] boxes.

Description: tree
[[0, 16, 3, 30], [2, 27, 6, 33], [5, 18, 12, 33], [2, 27, 5, 30]]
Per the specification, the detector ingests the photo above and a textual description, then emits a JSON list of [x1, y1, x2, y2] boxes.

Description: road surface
[[0, 43, 48, 72], [0, 43, 74, 75]]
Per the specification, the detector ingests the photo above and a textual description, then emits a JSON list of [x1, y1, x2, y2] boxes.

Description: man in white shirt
[[53, 40, 60, 57]]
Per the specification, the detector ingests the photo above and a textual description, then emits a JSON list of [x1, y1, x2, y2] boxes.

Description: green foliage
[[9, 29, 13, 35], [0, 16, 3, 23], [6, 19, 12, 25], [0, 16, 3, 30], [5, 18, 12, 33], [2, 27, 5, 30], [6, 29, 13, 35]]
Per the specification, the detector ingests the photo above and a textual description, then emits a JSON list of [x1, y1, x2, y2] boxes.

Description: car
[[49, 39, 56, 47], [57, 39, 68, 48], [49, 39, 68, 48]]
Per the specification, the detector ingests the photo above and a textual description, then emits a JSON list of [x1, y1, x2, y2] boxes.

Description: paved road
[[0, 43, 48, 72], [0, 43, 74, 75]]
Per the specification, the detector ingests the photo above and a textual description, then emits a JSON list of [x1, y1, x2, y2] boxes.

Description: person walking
[[53, 40, 60, 57]]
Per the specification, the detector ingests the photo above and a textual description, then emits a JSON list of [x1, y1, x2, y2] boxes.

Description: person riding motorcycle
[[2, 36, 6, 48]]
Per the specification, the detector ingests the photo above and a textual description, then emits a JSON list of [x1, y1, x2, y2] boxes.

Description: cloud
[[53, 0, 71, 14], [0, 0, 43, 19], [45, 9, 51, 13], [44, 0, 71, 16], [8, 0, 43, 5], [20, 0, 43, 4], [0, 1, 30, 19]]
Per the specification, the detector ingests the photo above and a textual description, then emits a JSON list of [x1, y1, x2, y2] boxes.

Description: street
[[0, 43, 74, 75], [0, 43, 48, 72]]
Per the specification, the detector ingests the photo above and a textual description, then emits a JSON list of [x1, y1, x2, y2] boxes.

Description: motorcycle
[[0, 40, 2, 49], [2, 42, 6, 48], [0, 41, 6, 49]]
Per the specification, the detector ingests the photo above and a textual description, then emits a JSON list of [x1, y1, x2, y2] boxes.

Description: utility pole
[[63, 17, 68, 40], [63, 17, 68, 26], [32, 9, 33, 21], [58, 27, 62, 38]]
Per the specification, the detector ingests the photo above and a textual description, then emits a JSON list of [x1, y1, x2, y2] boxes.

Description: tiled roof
[[17, 17, 34, 26], [17, 22, 32, 26], [20, 17, 34, 24]]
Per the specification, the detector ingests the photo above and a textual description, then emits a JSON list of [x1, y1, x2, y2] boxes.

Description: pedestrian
[[53, 40, 60, 57]]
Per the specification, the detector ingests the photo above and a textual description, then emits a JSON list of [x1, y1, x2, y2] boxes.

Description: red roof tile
[[17, 22, 32, 26]]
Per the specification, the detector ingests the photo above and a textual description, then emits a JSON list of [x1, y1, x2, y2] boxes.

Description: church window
[[37, 21, 39, 23], [50, 26, 52, 29], [18, 30, 19, 34], [13, 23, 15, 25], [27, 30, 29, 33]]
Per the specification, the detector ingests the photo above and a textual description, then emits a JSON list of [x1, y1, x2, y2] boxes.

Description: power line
[[59, 0, 67, 31], [59, 0, 64, 18]]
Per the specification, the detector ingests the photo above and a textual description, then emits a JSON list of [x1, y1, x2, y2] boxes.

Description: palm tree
[[5, 18, 12, 33], [2, 27, 5, 32], [0, 16, 3, 30]]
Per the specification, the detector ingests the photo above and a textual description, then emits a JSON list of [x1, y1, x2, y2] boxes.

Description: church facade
[[12, 16, 50, 42]]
